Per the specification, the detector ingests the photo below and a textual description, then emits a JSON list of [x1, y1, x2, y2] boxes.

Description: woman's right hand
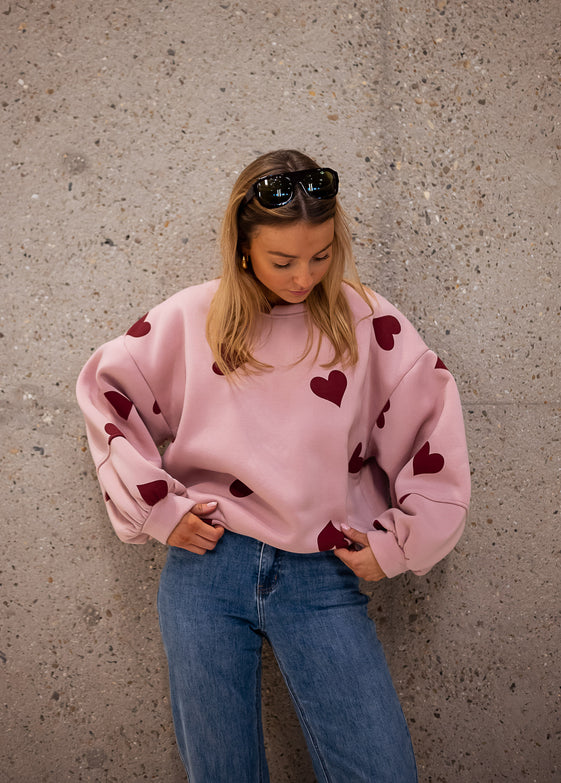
[[167, 502, 225, 554]]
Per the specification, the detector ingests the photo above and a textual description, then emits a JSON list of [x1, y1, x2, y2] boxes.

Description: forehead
[[251, 219, 335, 252]]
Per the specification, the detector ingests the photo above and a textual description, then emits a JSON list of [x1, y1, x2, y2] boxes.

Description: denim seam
[[272, 654, 332, 783], [256, 543, 266, 630], [254, 644, 270, 783]]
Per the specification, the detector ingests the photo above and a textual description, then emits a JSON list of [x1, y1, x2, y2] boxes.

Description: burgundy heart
[[310, 370, 347, 407], [153, 400, 161, 415], [104, 391, 133, 420], [127, 314, 151, 338], [229, 479, 253, 498], [212, 362, 224, 376], [372, 520, 387, 532], [137, 480, 168, 506], [376, 399, 390, 429], [317, 521, 351, 551], [348, 443, 363, 474], [373, 315, 401, 351], [435, 357, 448, 371], [104, 423, 125, 444], [413, 441, 444, 476], [399, 493, 411, 505]]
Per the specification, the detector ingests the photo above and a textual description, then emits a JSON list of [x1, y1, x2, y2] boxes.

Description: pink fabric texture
[[76, 280, 470, 577]]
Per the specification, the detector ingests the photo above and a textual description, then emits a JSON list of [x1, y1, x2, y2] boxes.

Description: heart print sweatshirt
[[76, 279, 471, 578]]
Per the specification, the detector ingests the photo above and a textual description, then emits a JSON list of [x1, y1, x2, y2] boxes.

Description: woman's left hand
[[334, 525, 386, 582]]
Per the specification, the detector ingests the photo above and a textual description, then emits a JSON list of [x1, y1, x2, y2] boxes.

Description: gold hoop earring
[[241, 254, 248, 270]]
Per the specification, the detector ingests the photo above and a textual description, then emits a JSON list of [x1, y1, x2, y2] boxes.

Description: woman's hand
[[167, 501, 225, 554], [334, 524, 386, 582]]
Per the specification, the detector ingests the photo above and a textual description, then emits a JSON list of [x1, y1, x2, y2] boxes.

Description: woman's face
[[246, 219, 335, 305]]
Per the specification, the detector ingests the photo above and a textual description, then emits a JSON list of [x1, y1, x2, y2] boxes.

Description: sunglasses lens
[[247, 168, 339, 209], [256, 175, 294, 207], [301, 169, 338, 199]]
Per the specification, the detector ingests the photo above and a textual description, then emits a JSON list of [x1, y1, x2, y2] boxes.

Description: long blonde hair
[[206, 150, 371, 376]]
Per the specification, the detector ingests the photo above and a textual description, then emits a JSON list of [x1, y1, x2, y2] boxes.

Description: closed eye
[[274, 254, 329, 269]]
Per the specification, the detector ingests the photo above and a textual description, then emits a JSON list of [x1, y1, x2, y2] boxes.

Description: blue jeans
[[157, 531, 418, 783]]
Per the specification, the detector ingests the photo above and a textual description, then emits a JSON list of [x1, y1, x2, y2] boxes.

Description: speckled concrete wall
[[2, 0, 559, 781]]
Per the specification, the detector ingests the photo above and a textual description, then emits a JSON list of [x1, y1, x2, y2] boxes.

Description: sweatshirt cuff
[[142, 493, 196, 545], [366, 530, 409, 579], [366, 499, 467, 578]]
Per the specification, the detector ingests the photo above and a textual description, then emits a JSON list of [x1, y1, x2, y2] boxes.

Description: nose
[[292, 263, 314, 290]]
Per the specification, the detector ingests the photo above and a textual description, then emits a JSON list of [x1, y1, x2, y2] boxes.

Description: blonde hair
[[206, 149, 371, 376]]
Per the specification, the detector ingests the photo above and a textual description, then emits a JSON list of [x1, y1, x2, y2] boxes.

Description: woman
[[77, 149, 470, 782]]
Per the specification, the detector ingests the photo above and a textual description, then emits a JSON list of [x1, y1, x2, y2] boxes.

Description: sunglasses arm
[[241, 186, 255, 208]]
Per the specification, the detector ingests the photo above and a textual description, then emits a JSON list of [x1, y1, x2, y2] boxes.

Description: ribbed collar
[[262, 302, 307, 318]]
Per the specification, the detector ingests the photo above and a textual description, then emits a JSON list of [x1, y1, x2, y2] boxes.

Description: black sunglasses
[[242, 168, 339, 209]]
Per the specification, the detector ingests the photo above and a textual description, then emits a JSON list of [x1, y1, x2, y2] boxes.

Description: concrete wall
[[2, 0, 559, 780]]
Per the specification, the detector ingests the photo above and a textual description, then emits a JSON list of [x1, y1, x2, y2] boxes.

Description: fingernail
[[341, 523, 351, 531], [207, 501, 218, 508]]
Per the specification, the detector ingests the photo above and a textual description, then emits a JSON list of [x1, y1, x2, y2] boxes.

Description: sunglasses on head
[[241, 167, 339, 209]]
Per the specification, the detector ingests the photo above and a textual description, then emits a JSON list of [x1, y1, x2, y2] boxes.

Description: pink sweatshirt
[[76, 279, 470, 578]]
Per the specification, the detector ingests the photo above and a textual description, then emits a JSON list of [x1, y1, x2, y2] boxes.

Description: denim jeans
[[157, 531, 418, 783]]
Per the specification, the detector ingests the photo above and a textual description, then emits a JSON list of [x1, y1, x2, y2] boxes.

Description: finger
[[333, 548, 352, 565], [192, 516, 224, 538], [174, 524, 224, 553], [334, 545, 387, 581], [186, 544, 209, 555], [192, 537, 216, 552], [195, 524, 225, 547], [191, 500, 218, 517], [333, 546, 368, 568], [340, 524, 369, 547]]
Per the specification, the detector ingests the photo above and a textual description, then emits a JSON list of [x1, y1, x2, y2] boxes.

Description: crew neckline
[[263, 301, 308, 317]]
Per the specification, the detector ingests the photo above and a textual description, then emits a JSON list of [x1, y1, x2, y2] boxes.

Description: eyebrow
[[267, 241, 333, 259]]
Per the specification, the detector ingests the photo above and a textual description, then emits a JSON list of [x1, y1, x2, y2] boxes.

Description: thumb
[[191, 500, 218, 516], [340, 524, 369, 549]]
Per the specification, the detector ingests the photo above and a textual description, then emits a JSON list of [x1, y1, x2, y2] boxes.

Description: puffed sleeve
[[366, 350, 470, 577], [76, 333, 195, 545]]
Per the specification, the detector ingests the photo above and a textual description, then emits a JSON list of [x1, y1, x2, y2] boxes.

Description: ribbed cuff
[[142, 493, 196, 545]]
